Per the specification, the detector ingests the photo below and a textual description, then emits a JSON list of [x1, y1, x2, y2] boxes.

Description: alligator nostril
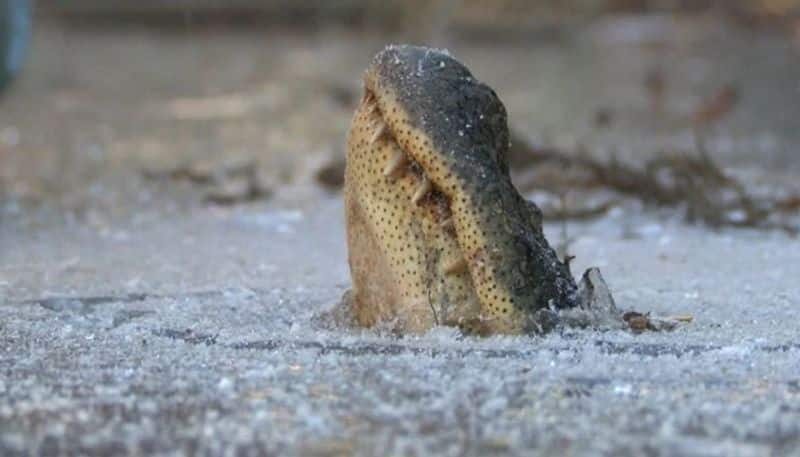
[[383, 149, 408, 177], [411, 175, 432, 204]]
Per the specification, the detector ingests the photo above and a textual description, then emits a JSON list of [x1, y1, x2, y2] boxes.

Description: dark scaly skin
[[345, 45, 577, 335]]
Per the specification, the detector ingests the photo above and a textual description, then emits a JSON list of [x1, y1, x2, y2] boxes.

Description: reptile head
[[344, 45, 576, 335]]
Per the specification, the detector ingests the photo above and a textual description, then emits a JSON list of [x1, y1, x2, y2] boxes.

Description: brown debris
[[324, 83, 358, 108], [776, 194, 800, 212], [644, 67, 666, 114], [203, 176, 270, 205], [509, 130, 798, 234], [141, 161, 216, 184], [623, 311, 652, 333], [593, 108, 614, 128], [142, 159, 272, 205], [622, 311, 691, 333], [692, 85, 739, 127], [314, 155, 346, 191]]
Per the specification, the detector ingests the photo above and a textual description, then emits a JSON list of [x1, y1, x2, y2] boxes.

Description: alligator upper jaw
[[358, 79, 507, 215]]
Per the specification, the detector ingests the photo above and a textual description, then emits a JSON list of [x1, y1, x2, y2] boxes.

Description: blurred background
[[1, 0, 799, 228]]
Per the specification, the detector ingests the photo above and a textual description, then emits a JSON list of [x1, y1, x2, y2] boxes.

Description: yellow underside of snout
[[344, 83, 525, 334]]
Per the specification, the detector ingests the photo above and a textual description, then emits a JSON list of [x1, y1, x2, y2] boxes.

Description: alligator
[[342, 45, 620, 335]]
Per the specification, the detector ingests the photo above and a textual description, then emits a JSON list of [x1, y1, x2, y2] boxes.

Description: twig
[[509, 130, 799, 234]]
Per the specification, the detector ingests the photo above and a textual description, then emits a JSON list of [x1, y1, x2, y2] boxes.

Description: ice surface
[[2, 199, 799, 456], [1, 14, 799, 455]]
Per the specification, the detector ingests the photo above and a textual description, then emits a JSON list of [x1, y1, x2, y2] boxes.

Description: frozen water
[[2, 199, 799, 456], [2, 13, 800, 455]]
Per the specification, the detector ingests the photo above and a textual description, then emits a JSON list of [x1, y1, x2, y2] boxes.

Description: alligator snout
[[344, 45, 577, 335]]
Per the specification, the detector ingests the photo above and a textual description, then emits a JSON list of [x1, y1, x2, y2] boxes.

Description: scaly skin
[[345, 45, 577, 335]]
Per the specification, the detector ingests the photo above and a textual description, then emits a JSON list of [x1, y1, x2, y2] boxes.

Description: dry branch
[[508, 131, 799, 234]]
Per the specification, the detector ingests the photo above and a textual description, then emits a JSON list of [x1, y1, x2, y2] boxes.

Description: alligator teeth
[[383, 149, 408, 177], [361, 93, 378, 116], [412, 176, 432, 204], [370, 122, 388, 145], [362, 90, 375, 105], [366, 96, 380, 115], [443, 257, 468, 275]]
